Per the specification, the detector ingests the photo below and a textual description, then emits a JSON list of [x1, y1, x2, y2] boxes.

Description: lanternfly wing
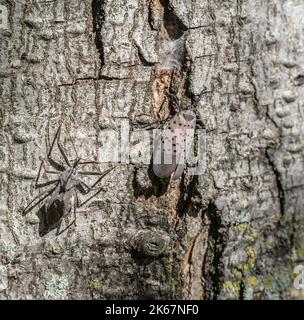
[[153, 110, 196, 180]]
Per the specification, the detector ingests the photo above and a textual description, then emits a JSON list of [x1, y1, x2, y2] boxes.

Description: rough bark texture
[[0, 0, 304, 300]]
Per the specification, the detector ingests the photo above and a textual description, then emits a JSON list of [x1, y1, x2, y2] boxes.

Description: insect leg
[[41, 158, 60, 174], [74, 190, 78, 223], [71, 190, 78, 227], [78, 161, 101, 166], [192, 86, 208, 109], [195, 117, 205, 130], [77, 184, 107, 208], [132, 119, 167, 131], [78, 170, 109, 175], [67, 131, 79, 159], [76, 166, 115, 196], [167, 90, 181, 112], [135, 112, 156, 119], [48, 123, 61, 158], [56, 193, 77, 236], [35, 159, 59, 189], [85, 166, 115, 189], [56, 124, 71, 167], [47, 124, 65, 171], [77, 167, 116, 207], [22, 186, 57, 216], [56, 190, 78, 236], [190, 88, 207, 130], [55, 220, 64, 236], [75, 180, 90, 194]]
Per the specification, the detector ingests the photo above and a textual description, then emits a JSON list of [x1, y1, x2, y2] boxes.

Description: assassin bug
[[23, 123, 115, 235]]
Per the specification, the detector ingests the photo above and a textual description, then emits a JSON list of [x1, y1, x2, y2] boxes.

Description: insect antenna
[[191, 86, 208, 111], [47, 122, 63, 158]]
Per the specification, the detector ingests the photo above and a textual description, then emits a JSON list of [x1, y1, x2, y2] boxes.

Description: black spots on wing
[[175, 116, 183, 127], [172, 144, 177, 152], [169, 113, 196, 131], [165, 146, 177, 153], [170, 115, 183, 127], [167, 148, 177, 153], [159, 113, 196, 153]]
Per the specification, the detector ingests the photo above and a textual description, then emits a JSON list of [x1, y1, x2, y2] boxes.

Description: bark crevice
[[265, 147, 285, 217], [203, 203, 226, 300], [92, 0, 105, 70]]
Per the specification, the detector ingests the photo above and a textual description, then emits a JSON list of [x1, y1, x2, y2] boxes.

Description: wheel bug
[[133, 85, 207, 181], [23, 123, 115, 235]]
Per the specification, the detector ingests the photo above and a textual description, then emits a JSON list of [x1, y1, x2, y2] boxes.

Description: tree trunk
[[0, 0, 303, 300]]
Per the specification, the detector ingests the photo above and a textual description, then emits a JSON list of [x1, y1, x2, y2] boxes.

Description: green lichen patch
[[295, 244, 304, 260], [43, 274, 69, 300], [222, 280, 241, 298], [90, 280, 102, 291], [246, 276, 260, 287]]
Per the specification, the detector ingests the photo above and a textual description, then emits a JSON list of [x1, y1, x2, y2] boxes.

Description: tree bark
[[0, 0, 303, 300]]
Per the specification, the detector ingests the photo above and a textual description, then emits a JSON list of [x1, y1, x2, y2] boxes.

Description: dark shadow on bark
[[37, 206, 57, 236], [203, 202, 227, 299], [92, 0, 106, 68], [160, 0, 187, 40], [132, 163, 170, 199], [176, 175, 200, 218]]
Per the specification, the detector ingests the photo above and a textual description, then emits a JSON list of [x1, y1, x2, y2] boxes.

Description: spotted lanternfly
[[152, 89, 206, 180]]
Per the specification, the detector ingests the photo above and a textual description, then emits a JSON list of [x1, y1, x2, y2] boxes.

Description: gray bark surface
[[0, 0, 303, 300]]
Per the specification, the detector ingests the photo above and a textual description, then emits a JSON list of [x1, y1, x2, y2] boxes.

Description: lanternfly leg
[[132, 119, 167, 130], [167, 90, 181, 111]]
